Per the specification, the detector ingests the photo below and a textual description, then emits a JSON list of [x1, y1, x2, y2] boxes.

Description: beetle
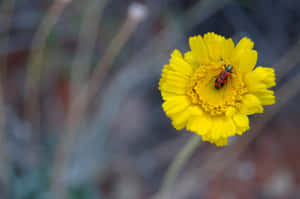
[[215, 65, 233, 89]]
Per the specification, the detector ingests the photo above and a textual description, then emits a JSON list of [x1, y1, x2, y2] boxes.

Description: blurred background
[[0, 0, 300, 198]]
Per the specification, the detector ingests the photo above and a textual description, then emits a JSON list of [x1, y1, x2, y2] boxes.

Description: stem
[[24, 0, 71, 131], [160, 135, 202, 194], [70, 0, 108, 94]]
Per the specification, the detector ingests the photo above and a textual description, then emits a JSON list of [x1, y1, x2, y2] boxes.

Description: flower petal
[[245, 66, 276, 92], [171, 105, 200, 130], [232, 49, 257, 73], [189, 105, 204, 116], [159, 53, 192, 98], [254, 67, 276, 88], [231, 37, 257, 73], [159, 84, 185, 96], [186, 112, 211, 135], [235, 37, 254, 50], [162, 96, 190, 116], [240, 94, 263, 115], [233, 113, 249, 135], [214, 138, 229, 147], [189, 35, 210, 64], [202, 116, 236, 142], [168, 49, 194, 75], [184, 51, 198, 69], [225, 107, 236, 117], [222, 38, 235, 61], [159, 69, 188, 91], [203, 32, 226, 61], [255, 89, 275, 105], [202, 134, 229, 146]]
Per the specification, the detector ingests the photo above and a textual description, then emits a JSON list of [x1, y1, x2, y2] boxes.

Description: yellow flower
[[159, 32, 275, 146]]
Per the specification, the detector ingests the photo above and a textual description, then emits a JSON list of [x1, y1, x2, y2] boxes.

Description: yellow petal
[[214, 138, 229, 147], [159, 71, 188, 91], [255, 67, 276, 88], [159, 84, 185, 95], [203, 116, 236, 141], [168, 49, 194, 76], [162, 70, 189, 82], [171, 105, 197, 130], [159, 63, 188, 96], [201, 134, 229, 147], [222, 38, 235, 61], [245, 66, 276, 92], [184, 51, 193, 61], [225, 107, 236, 117], [240, 94, 263, 115], [171, 49, 182, 58], [189, 35, 209, 64], [184, 51, 198, 68], [159, 80, 186, 91], [201, 116, 237, 146], [243, 66, 275, 106], [231, 37, 257, 73], [186, 113, 211, 135], [232, 49, 257, 73], [160, 91, 183, 101], [203, 32, 226, 61], [255, 89, 275, 105], [189, 105, 203, 116], [162, 96, 190, 116], [235, 37, 254, 50], [233, 113, 249, 135]]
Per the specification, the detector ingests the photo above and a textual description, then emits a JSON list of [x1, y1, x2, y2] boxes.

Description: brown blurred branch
[[24, 0, 72, 132], [70, 0, 108, 93]]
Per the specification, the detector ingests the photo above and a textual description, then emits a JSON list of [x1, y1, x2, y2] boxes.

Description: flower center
[[186, 63, 247, 116]]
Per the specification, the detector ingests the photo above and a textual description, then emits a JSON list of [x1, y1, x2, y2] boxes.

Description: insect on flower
[[215, 65, 233, 89], [158, 32, 276, 146]]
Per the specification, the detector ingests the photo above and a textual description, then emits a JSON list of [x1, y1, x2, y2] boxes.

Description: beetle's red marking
[[215, 65, 233, 89]]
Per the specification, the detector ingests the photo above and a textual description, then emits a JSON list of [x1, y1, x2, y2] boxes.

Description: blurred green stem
[[160, 135, 201, 194]]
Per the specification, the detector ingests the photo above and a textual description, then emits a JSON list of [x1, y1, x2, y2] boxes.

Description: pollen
[[186, 63, 247, 116]]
